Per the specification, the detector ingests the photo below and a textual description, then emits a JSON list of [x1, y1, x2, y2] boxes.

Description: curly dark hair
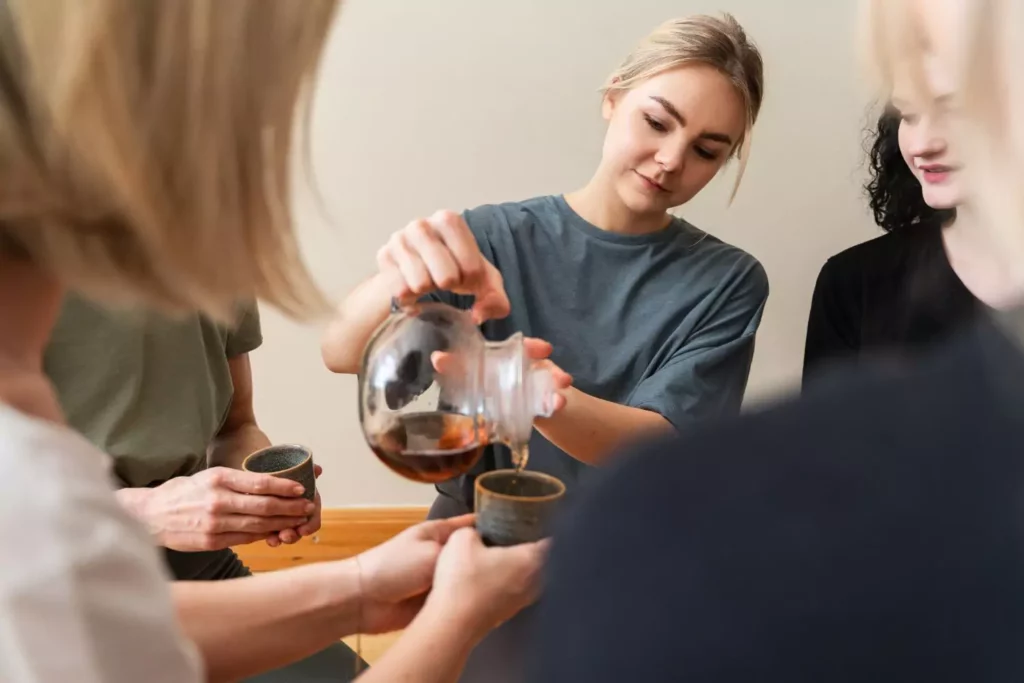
[[865, 107, 956, 233]]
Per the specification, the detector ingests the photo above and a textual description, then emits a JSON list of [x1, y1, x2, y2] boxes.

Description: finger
[[278, 528, 302, 545], [213, 514, 312, 534], [390, 231, 434, 296], [470, 264, 511, 323], [265, 533, 282, 548], [297, 518, 321, 537], [298, 494, 322, 537], [201, 532, 269, 550], [430, 351, 470, 378], [416, 514, 477, 544], [313, 464, 323, 478], [522, 338, 553, 359], [542, 362, 573, 389], [221, 490, 316, 518], [405, 219, 463, 291], [210, 468, 305, 498], [430, 210, 485, 282], [378, 251, 416, 302]]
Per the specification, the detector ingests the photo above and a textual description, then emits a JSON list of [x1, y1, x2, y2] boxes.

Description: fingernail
[[293, 485, 305, 496], [305, 503, 316, 513]]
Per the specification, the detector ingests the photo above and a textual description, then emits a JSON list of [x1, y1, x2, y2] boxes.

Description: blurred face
[[599, 64, 746, 216], [891, 0, 969, 209], [893, 97, 964, 209]]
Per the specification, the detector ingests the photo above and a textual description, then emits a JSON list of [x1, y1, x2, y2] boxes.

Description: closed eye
[[644, 114, 667, 133], [694, 146, 718, 161]]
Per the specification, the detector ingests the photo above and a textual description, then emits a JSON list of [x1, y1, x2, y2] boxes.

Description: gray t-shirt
[[430, 195, 768, 506]]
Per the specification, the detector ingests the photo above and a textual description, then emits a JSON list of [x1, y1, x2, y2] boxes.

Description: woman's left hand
[[431, 337, 572, 413]]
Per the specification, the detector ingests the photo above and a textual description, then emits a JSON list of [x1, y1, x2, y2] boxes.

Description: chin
[[922, 189, 964, 211], [617, 183, 667, 217]]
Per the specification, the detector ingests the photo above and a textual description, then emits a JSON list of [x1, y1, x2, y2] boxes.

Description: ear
[[601, 77, 624, 121], [601, 90, 619, 122]]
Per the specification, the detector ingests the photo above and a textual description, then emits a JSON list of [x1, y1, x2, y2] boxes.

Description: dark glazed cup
[[475, 469, 566, 546], [242, 444, 316, 502]]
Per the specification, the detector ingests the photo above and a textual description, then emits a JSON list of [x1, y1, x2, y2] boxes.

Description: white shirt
[[0, 403, 202, 683]]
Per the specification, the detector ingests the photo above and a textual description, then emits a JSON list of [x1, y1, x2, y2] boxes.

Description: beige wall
[[251, 0, 879, 507]]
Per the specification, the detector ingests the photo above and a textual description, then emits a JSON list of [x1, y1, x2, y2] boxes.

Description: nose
[[906, 117, 947, 159], [654, 141, 685, 174]]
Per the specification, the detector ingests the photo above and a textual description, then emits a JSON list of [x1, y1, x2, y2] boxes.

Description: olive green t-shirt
[[43, 295, 263, 488]]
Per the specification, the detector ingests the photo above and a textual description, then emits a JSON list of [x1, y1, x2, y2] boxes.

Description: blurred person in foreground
[[0, 2, 543, 683], [533, 0, 1024, 680]]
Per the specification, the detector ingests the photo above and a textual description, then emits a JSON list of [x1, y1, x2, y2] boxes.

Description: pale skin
[[322, 65, 747, 463], [891, 63, 1020, 310], [0, 257, 545, 683], [115, 352, 320, 551]]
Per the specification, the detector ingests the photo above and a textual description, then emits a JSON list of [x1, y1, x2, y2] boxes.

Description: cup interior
[[477, 470, 565, 501], [244, 445, 311, 475]]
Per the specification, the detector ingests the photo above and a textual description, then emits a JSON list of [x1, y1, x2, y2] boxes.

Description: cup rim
[[475, 468, 566, 502], [242, 444, 313, 477]]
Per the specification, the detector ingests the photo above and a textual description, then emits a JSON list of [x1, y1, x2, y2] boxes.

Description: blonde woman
[[0, 3, 543, 683], [535, 1, 1024, 681], [322, 14, 766, 683], [323, 13, 767, 508]]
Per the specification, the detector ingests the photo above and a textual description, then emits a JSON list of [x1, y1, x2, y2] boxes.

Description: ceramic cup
[[474, 469, 566, 546], [242, 444, 316, 502]]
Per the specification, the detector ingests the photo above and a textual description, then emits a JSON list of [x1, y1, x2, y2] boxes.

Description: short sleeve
[[803, 258, 862, 389], [0, 409, 203, 683], [225, 302, 263, 358], [628, 262, 768, 429]]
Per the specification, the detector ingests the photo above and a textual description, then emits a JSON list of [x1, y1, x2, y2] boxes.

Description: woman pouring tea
[[323, 12, 768, 513], [323, 13, 768, 682]]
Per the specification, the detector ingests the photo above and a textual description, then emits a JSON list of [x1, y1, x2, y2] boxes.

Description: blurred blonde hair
[[0, 0, 339, 322], [862, 0, 1024, 291], [602, 13, 765, 201]]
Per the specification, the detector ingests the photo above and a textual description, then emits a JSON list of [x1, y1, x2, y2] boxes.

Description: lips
[[920, 164, 955, 184], [635, 171, 668, 193]]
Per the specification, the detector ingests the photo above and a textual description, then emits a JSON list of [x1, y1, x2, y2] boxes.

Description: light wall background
[[251, 0, 880, 507]]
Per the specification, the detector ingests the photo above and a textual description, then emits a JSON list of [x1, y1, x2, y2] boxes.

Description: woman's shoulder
[[823, 227, 936, 276], [676, 221, 769, 298], [463, 195, 561, 232]]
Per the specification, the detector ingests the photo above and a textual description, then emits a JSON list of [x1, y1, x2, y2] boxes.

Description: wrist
[[115, 487, 152, 523], [320, 558, 364, 636], [419, 591, 492, 647], [413, 597, 487, 654]]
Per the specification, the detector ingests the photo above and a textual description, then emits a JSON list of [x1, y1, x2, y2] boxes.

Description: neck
[[0, 255, 66, 422], [566, 173, 672, 236], [943, 206, 1024, 309], [0, 256, 63, 371]]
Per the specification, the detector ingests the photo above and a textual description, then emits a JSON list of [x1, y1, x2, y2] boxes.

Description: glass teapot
[[358, 302, 557, 483]]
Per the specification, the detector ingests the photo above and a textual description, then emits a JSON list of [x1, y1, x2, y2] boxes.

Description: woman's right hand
[[378, 210, 510, 324], [424, 527, 549, 638], [119, 467, 315, 552]]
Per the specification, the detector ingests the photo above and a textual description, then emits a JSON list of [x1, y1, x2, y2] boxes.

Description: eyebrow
[[649, 95, 734, 145], [891, 93, 954, 111]]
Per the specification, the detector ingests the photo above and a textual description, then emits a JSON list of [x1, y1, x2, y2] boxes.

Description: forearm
[[534, 387, 673, 465], [322, 273, 395, 374], [208, 423, 272, 470], [356, 605, 479, 683], [172, 560, 362, 683]]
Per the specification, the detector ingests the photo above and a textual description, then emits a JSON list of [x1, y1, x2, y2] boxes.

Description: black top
[[803, 225, 981, 387], [532, 315, 1024, 682]]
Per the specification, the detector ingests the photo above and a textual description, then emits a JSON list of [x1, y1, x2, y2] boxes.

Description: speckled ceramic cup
[[242, 444, 316, 502], [475, 469, 565, 546]]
